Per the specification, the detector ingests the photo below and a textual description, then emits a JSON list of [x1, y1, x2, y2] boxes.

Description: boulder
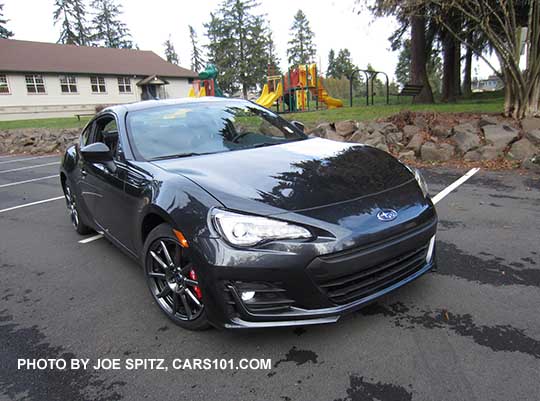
[[482, 124, 519, 151], [507, 138, 538, 161], [398, 150, 416, 160], [453, 127, 481, 154], [480, 145, 503, 160], [349, 130, 369, 143], [385, 131, 403, 145], [452, 122, 477, 137], [308, 123, 333, 138], [334, 120, 357, 137], [464, 150, 482, 161], [525, 129, 540, 146], [403, 125, 421, 140], [406, 133, 425, 155], [362, 131, 386, 147], [431, 125, 451, 138], [325, 130, 346, 142], [521, 117, 540, 133], [420, 142, 455, 161], [367, 121, 398, 135], [478, 115, 498, 127]]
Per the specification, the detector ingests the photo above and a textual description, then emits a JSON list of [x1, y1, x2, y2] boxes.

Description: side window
[[80, 123, 93, 147], [93, 115, 120, 159]]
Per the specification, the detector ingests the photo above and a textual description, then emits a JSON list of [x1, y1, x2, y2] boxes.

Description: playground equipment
[[188, 64, 224, 98], [347, 68, 390, 106], [256, 63, 343, 112]]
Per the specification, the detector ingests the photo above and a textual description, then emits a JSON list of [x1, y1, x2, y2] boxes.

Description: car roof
[[102, 96, 249, 115]]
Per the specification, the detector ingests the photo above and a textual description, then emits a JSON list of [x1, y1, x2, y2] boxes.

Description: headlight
[[412, 168, 429, 197], [212, 209, 312, 247]]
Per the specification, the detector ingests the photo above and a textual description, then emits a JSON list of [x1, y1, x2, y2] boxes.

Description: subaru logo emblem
[[377, 209, 398, 222]]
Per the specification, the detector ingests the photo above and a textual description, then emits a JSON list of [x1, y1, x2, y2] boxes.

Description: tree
[[53, 0, 91, 45], [205, 0, 269, 97], [163, 35, 179, 64], [334, 48, 355, 78], [405, 0, 539, 118], [0, 3, 13, 39], [266, 31, 280, 73], [326, 49, 337, 78], [90, 0, 134, 48], [287, 10, 316, 66], [189, 25, 204, 72], [363, 1, 435, 103], [395, 39, 442, 95]]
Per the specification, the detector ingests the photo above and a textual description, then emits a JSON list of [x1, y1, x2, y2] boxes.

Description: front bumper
[[194, 217, 437, 329]]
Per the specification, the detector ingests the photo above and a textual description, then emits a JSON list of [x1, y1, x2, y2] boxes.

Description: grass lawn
[[0, 116, 91, 130], [283, 96, 504, 128]]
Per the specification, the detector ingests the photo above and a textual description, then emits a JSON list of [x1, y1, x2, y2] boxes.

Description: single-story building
[[0, 39, 198, 121]]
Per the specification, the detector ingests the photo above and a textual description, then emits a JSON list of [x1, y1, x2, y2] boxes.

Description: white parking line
[[432, 168, 480, 205], [0, 162, 59, 174], [0, 175, 58, 188], [0, 155, 58, 165], [78, 234, 104, 244], [0, 195, 64, 214]]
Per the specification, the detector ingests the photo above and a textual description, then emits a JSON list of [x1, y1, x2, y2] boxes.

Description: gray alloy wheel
[[64, 183, 92, 235], [144, 224, 210, 330]]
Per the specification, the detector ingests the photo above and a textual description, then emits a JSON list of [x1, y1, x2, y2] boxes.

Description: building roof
[[0, 39, 198, 78]]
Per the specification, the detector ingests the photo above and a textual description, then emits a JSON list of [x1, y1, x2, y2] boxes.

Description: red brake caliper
[[189, 270, 203, 299]]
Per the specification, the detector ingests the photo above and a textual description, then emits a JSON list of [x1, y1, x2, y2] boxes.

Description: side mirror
[[80, 142, 116, 173], [291, 120, 305, 132]]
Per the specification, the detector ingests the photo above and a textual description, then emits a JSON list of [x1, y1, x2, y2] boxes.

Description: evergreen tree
[[54, 0, 79, 44], [90, 0, 134, 48], [205, 0, 269, 97], [287, 10, 316, 66], [163, 35, 179, 64], [189, 25, 204, 72], [326, 49, 336, 78], [334, 48, 355, 78], [395, 39, 442, 95], [0, 3, 13, 39], [266, 31, 280, 74]]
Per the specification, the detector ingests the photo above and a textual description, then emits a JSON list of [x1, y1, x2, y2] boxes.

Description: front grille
[[316, 244, 429, 305]]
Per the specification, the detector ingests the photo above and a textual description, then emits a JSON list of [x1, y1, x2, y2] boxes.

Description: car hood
[[152, 138, 416, 216]]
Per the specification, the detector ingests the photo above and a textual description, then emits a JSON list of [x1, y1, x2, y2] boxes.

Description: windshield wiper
[[149, 152, 215, 161]]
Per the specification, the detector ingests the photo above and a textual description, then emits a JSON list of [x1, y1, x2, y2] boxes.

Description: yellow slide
[[256, 82, 283, 108], [315, 86, 343, 109]]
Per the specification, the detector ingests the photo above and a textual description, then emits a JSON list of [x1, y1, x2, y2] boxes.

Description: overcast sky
[[3, 0, 496, 80]]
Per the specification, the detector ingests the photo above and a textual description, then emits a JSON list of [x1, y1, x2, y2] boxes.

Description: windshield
[[126, 101, 306, 160]]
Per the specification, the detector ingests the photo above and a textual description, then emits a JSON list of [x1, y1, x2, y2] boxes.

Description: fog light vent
[[231, 281, 294, 314]]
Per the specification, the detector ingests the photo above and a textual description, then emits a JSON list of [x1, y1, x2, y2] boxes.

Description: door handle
[[81, 168, 87, 177]]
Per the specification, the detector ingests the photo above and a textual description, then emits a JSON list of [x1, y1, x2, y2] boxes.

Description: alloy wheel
[[64, 185, 79, 229], [146, 239, 204, 321]]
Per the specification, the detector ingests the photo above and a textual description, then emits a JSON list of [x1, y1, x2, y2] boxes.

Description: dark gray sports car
[[60, 97, 437, 330]]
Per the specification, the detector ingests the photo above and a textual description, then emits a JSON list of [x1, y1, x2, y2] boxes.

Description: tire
[[143, 223, 211, 331], [63, 182, 93, 235]]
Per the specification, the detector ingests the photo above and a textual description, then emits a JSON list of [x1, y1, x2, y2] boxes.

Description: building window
[[60, 75, 78, 93], [25, 74, 46, 94], [0, 75, 9, 94], [90, 76, 106, 93], [118, 77, 132, 93]]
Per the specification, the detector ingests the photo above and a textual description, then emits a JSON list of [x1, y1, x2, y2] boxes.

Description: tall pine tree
[[54, 0, 91, 45], [287, 10, 316, 66], [0, 3, 13, 39], [163, 35, 179, 64], [189, 25, 204, 72], [334, 48, 355, 78], [266, 31, 280, 73], [326, 49, 336, 78], [90, 0, 134, 48], [205, 0, 269, 97]]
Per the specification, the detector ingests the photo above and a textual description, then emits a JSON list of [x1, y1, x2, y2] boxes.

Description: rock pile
[[308, 112, 540, 171], [0, 128, 80, 155]]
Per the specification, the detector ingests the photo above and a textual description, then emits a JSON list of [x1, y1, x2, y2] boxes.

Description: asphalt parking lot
[[0, 153, 539, 401]]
